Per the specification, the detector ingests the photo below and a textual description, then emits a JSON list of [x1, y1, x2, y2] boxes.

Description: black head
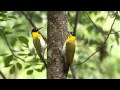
[[32, 28, 38, 32], [32, 27, 43, 32], [70, 32, 75, 36]]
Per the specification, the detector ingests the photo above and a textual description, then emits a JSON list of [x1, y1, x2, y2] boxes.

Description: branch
[[79, 12, 118, 65], [21, 11, 47, 42], [70, 63, 77, 79], [0, 70, 6, 79], [69, 11, 79, 79], [3, 34, 25, 62], [109, 31, 120, 34], [73, 11, 79, 36], [103, 12, 117, 45], [21, 11, 36, 28], [84, 11, 100, 32]]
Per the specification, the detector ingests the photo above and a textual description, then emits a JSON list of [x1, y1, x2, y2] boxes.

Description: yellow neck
[[66, 34, 75, 43], [32, 32, 42, 38]]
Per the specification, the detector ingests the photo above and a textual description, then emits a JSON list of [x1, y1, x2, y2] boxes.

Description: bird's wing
[[33, 37, 41, 57]]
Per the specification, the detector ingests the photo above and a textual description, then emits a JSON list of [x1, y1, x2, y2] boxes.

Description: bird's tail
[[64, 63, 70, 78], [38, 54, 47, 68]]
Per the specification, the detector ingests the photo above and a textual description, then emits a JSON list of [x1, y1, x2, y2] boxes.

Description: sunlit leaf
[[0, 26, 5, 30], [0, 14, 7, 18], [10, 37, 17, 46], [9, 65, 15, 74], [18, 36, 29, 47], [27, 70, 33, 75], [0, 11, 7, 14], [0, 53, 8, 56], [4, 55, 13, 67], [114, 32, 119, 45], [8, 16, 17, 19], [110, 45, 114, 52], [0, 19, 7, 21], [12, 24, 22, 29], [16, 63, 22, 70], [4, 31, 13, 35], [35, 65, 45, 72], [25, 65, 31, 69], [35, 69, 41, 72], [17, 30, 25, 32], [17, 53, 27, 56], [28, 52, 33, 56]]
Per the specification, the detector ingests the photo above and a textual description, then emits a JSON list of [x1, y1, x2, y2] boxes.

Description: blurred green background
[[0, 11, 120, 79]]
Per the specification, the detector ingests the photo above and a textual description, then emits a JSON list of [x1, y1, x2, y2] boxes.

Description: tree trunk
[[47, 11, 68, 79]]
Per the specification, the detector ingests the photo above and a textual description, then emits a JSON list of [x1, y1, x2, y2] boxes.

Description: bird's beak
[[38, 27, 43, 30]]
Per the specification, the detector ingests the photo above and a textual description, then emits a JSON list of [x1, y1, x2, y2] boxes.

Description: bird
[[62, 32, 76, 74], [31, 28, 47, 67]]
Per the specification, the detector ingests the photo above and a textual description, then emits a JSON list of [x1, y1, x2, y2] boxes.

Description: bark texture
[[47, 11, 68, 79]]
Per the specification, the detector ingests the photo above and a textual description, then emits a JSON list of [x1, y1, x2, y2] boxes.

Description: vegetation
[[0, 11, 120, 79]]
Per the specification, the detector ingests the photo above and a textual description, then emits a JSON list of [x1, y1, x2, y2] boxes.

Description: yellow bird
[[62, 32, 76, 73], [31, 28, 47, 67]]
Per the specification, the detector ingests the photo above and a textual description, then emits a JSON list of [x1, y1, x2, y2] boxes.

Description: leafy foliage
[[4, 55, 13, 67], [0, 11, 120, 79]]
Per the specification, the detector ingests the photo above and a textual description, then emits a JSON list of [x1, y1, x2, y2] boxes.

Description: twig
[[3, 34, 25, 62], [79, 50, 100, 65], [79, 11, 118, 65], [73, 11, 79, 36], [0, 70, 6, 79], [70, 63, 77, 79], [70, 11, 79, 79], [103, 12, 117, 45], [21, 11, 47, 42], [84, 11, 100, 32], [21, 11, 36, 28], [21, 11, 47, 66], [109, 31, 120, 34]]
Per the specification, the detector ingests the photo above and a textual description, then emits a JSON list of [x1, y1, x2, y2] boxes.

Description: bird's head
[[32, 27, 43, 32], [70, 32, 75, 36]]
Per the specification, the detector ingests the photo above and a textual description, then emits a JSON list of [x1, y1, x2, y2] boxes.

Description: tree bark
[[47, 11, 68, 79]]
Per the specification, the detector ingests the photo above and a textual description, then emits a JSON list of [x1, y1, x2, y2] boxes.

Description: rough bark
[[47, 11, 68, 79]]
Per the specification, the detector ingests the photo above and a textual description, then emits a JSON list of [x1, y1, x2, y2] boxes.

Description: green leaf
[[0, 11, 7, 14], [40, 65, 45, 71], [17, 53, 27, 56], [25, 65, 31, 69], [0, 14, 7, 18], [0, 53, 8, 56], [12, 24, 22, 29], [35, 65, 45, 72], [9, 65, 15, 74], [4, 64, 13, 67], [27, 70, 33, 75], [0, 19, 7, 21], [18, 36, 29, 47], [17, 30, 25, 32], [16, 63, 22, 70], [8, 16, 17, 19], [114, 32, 119, 45], [35, 69, 41, 72], [28, 52, 33, 56], [10, 37, 17, 46], [4, 31, 13, 35], [0, 26, 5, 30], [4, 55, 13, 67]]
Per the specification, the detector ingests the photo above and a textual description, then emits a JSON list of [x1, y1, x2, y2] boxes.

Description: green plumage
[[66, 42, 75, 67], [33, 37, 42, 58]]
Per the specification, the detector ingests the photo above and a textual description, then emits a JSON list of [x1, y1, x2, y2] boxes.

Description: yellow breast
[[32, 32, 42, 38], [66, 34, 75, 43]]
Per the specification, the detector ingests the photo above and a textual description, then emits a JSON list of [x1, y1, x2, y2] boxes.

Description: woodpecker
[[62, 32, 76, 74], [31, 28, 47, 67]]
